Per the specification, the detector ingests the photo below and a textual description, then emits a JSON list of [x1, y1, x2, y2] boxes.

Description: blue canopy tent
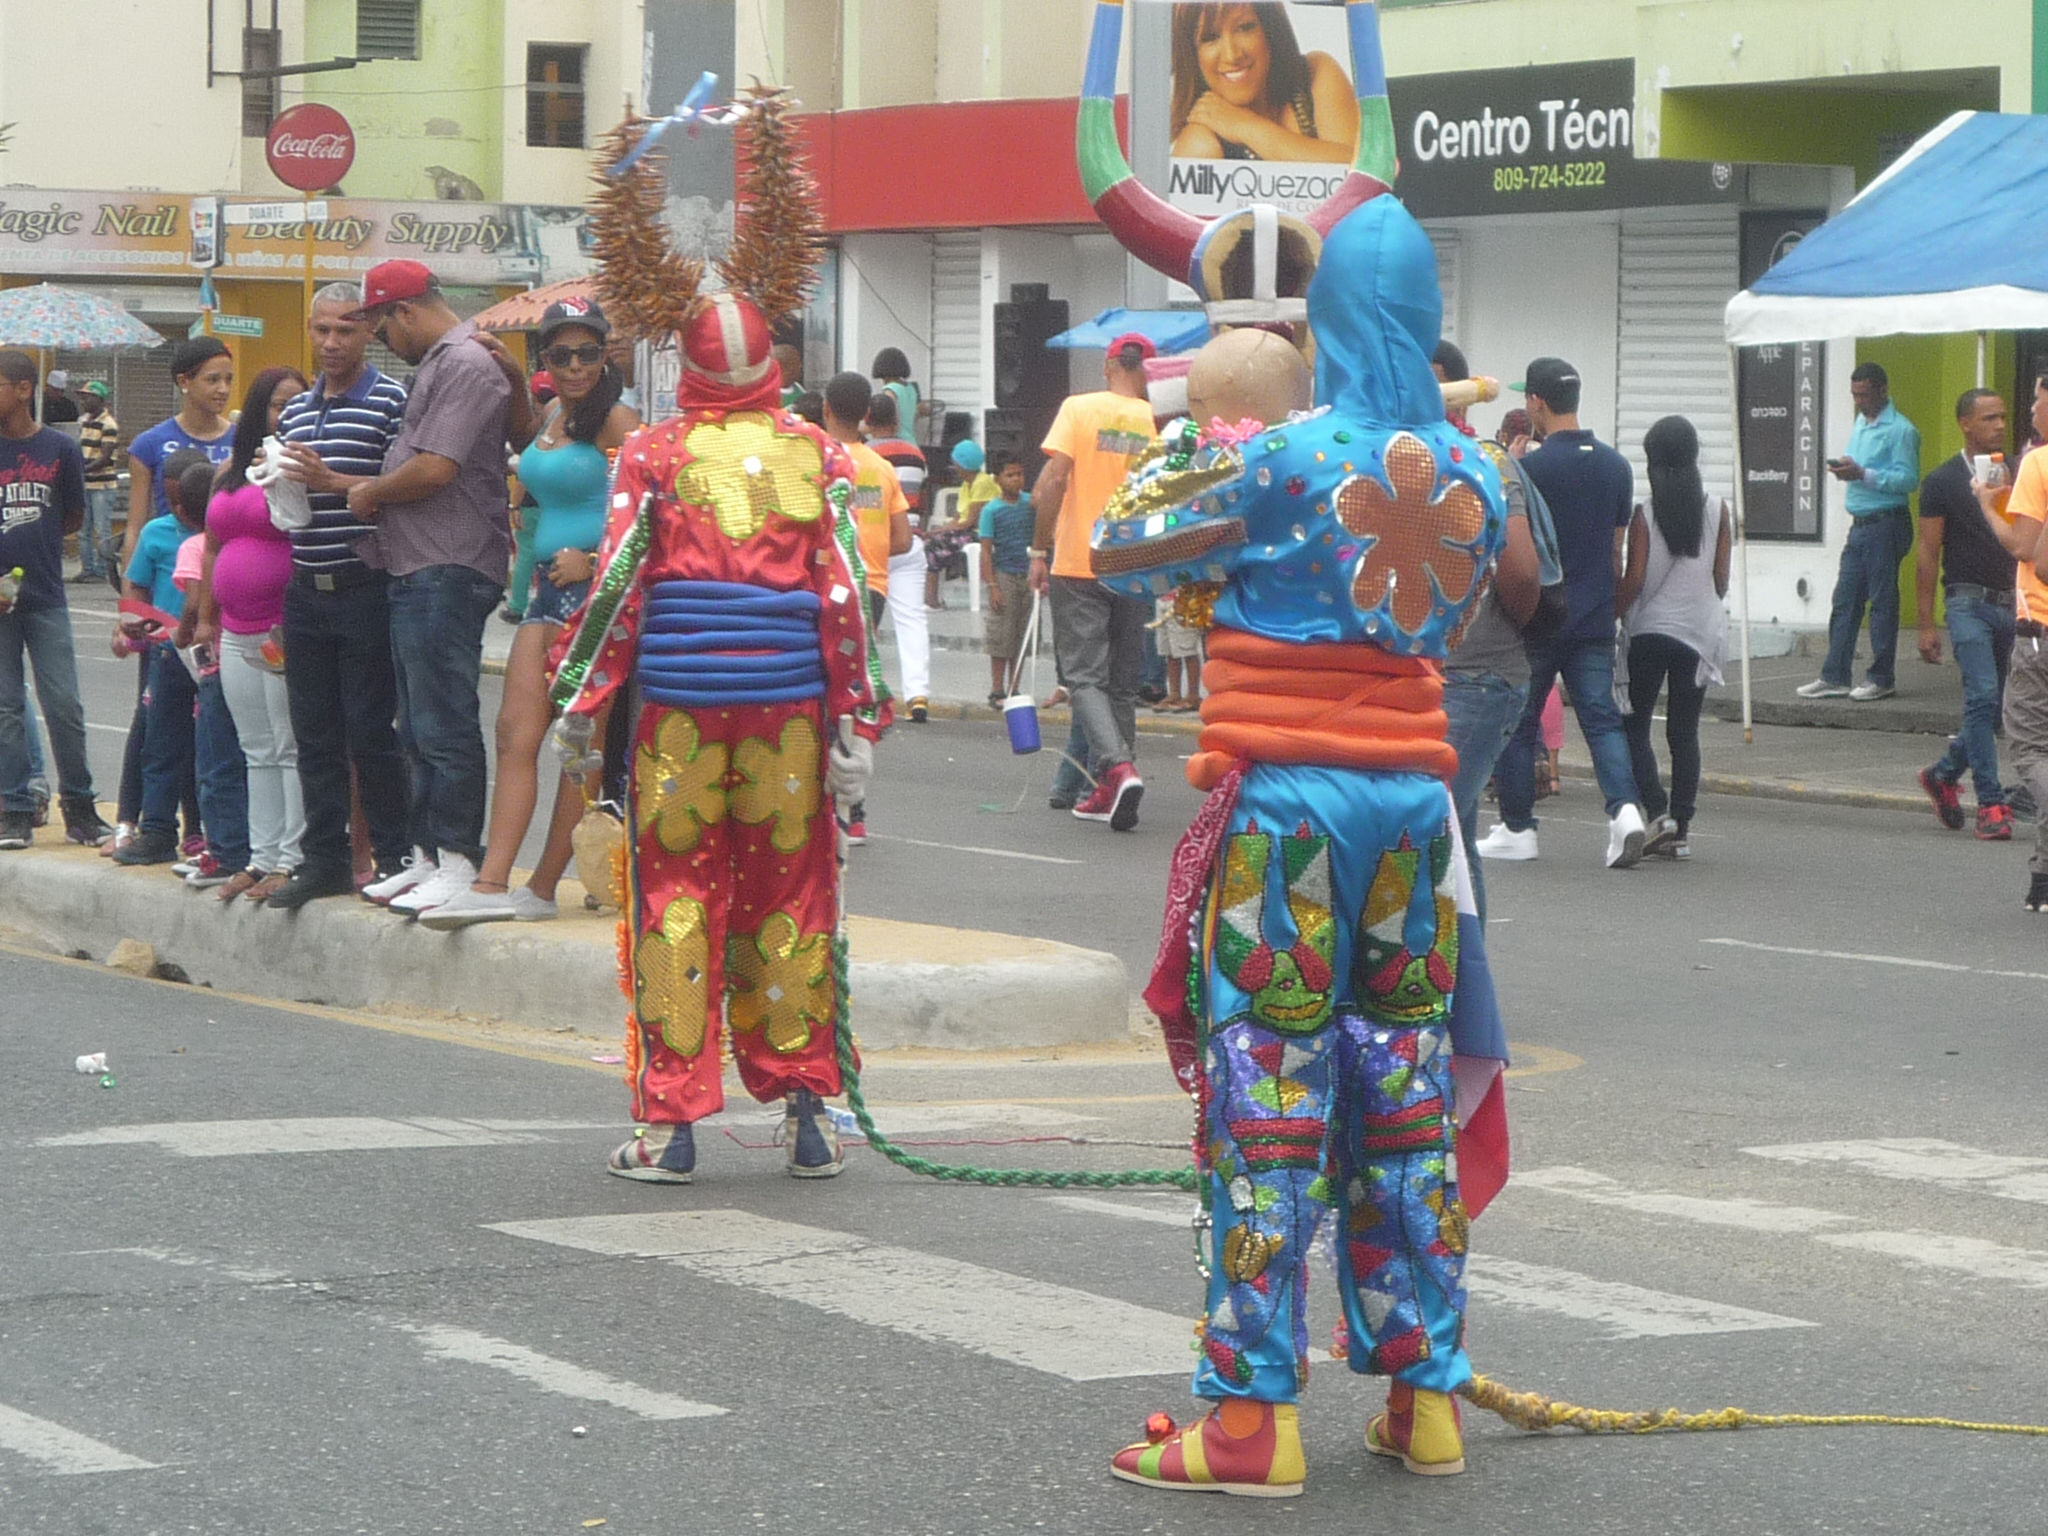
[[1725, 112, 2048, 345], [1718, 112, 2048, 738], [1045, 306, 1210, 354]]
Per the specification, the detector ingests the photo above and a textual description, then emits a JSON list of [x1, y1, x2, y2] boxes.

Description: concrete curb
[[1556, 760, 1928, 816], [0, 846, 1131, 1051]]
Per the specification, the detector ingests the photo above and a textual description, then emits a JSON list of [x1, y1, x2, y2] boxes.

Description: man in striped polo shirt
[[265, 282, 413, 909]]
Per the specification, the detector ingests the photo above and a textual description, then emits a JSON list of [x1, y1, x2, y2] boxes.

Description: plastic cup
[[1003, 694, 1042, 755]]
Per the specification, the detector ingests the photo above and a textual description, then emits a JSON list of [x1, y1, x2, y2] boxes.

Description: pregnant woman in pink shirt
[[195, 367, 307, 903]]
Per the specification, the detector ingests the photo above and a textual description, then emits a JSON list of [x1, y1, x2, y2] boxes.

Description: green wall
[[303, 2, 505, 201]]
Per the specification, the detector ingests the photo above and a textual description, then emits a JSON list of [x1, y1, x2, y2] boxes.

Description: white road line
[[1744, 1139, 2048, 1206], [864, 832, 1084, 865], [0, 1404, 157, 1475], [1041, 1184, 1812, 1338], [1815, 1231, 2048, 1289], [490, 1211, 1195, 1381], [1703, 937, 2048, 984], [857, 1103, 1101, 1134], [1513, 1166, 1858, 1234], [1464, 1257, 1814, 1338], [1043, 1194, 1193, 1227], [395, 1325, 727, 1420], [37, 1116, 614, 1157]]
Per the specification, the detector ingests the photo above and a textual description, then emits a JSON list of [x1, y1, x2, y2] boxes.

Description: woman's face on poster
[[1196, 5, 1272, 108]]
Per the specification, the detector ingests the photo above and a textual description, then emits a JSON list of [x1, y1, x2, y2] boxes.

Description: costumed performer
[[550, 90, 889, 1185], [1075, 0, 1514, 1497]]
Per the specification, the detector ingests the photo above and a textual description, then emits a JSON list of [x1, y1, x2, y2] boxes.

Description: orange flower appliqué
[[1335, 434, 1488, 635]]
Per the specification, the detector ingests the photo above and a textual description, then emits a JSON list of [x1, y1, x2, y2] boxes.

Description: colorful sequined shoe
[[1110, 1400, 1305, 1498], [781, 1089, 843, 1179], [606, 1123, 696, 1183], [1365, 1382, 1466, 1476]]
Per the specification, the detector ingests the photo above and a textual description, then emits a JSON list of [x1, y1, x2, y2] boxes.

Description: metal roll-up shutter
[[1616, 209, 1739, 506], [1423, 224, 1461, 346], [928, 230, 982, 440]]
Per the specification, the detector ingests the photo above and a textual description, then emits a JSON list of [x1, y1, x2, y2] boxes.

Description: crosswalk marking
[[1744, 1139, 2048, 1206], [1702, 937, 2048, 985], [396, 1325, 728, 1420], [1038, 1190, 1813, 1338], [1465, 1258, 1813, 1338], [1514, 1167, 1857, 1234], [490, 1211, 1197, 1382], [0, 1404, 157, 1475], [1814, 1231, 2048, 1289], [36, 1117, 613, 1158]]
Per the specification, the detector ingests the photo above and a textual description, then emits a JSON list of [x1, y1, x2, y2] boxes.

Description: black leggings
[[1624, 631, 1707, 829]]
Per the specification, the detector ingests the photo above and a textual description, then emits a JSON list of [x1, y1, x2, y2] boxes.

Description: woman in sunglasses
[[424, 298, 638, 927]]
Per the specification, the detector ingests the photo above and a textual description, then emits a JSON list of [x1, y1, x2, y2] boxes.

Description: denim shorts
[[522, 569, 592, 628]]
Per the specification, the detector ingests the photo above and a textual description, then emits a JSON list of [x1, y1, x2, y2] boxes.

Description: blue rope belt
[[640, 579, 826, 708]]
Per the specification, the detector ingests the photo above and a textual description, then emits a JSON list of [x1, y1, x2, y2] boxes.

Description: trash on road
[[74, 1052, 108, 1074], [98, 1074, 116, 1089], [571, 1425, 588, 1437]]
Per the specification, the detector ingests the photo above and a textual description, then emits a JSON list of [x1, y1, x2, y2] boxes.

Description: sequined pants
[[1193, 765, 1471, 1404], [625, 700, 845, 1123]]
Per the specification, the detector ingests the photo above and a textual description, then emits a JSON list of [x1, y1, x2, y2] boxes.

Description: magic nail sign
[[266, 104, 357, 194]]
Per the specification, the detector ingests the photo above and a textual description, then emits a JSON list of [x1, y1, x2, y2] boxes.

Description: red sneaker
[[1977, 802, 2015, 841], [844, 817, 868, 846], [1918, 767, 1965, 830], [1073, 761, 1144, 831], [1110, 1399, 1304, 1498]]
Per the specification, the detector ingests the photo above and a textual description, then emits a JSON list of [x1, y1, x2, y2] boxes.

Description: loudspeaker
[[993, 289, 1069, 412], [984, 405, 1059, 488]]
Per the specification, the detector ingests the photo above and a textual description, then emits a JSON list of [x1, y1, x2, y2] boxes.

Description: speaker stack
[[985, 283, 1069, 485]]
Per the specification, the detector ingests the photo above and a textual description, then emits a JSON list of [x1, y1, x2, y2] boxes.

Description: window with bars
[[526, 44, 587, 149], [356, 0, 421, 61], [241, 27, 280, 137]]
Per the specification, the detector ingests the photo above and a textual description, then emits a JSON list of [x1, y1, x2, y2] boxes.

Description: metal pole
[[1728, 345, 1754, 745], [303, 190, 317, 379], [1977, 331, 1988, 389]]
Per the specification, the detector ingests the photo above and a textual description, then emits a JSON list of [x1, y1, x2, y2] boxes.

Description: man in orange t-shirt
[[1028, 334, 1157, 831], [1987, 373, 2048, 910], [825, 371, 910, 843]]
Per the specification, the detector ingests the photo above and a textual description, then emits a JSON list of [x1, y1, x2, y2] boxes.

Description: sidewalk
[[0, 841, 1131, 1051]]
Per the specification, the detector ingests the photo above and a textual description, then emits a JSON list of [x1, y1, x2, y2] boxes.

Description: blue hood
[[1308, 198, 1445, 429]]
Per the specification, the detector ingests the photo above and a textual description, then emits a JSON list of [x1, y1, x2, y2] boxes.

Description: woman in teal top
[[425, 300, 639, 929]]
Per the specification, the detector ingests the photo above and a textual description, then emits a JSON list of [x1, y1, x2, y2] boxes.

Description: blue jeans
[[1821, 509, 1914, 690], [1497, 633, 1641, 828], [0, 604, 94, 813], [1444, 668, 1528, 925], [196, 669, 250, 870], [388, 565, 503, 864], [81, 486, 118, 579], [1933, 591, 2014, 806]]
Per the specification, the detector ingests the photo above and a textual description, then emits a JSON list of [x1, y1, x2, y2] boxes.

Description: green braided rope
[[830, 935, 1198, 1190]]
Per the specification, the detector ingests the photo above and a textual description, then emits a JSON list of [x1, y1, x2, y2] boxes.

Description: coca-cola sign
[[266, 103, 356, 193]]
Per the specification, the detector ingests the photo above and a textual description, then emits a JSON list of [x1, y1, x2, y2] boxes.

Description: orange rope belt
[[1187, 627, 1456, 790]]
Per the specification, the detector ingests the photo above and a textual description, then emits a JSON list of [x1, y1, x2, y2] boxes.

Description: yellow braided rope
[[1463, 1375, 2048, 1438]]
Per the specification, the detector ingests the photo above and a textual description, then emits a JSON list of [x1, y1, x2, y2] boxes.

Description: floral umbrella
[[469, 276, 599, 334], [0, 282, 164, 425]]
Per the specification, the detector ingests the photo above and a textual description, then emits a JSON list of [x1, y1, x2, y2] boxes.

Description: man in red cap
[[550, 289, 888, 1183], [302, 259, 534, 918], [1028, 332, 1157, 831]]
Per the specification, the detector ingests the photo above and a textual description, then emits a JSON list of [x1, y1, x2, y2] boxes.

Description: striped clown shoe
[[605, 1123, 696, 1184], [1365, 1381, 1466, 1476], [1110, 1399, 1304, 1498]]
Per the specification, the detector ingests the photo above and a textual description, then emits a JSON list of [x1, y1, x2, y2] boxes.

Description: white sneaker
[[364, 849, 431, 906], [1795, 679, 1850, 699], [417, 883, 519, 930], [1848, 681, 1895, 701], [1475, 823, 1538, 861], [508, 886, 558, 922], [391, 853, 477, 916], [1606, 803, 1647, 869]]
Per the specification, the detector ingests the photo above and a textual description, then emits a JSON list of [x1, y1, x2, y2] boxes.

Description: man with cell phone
[[1797, 363, 1922, 701]]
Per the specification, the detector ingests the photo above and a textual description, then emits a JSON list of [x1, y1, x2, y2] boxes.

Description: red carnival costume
[[550, 95, 886, 1183]]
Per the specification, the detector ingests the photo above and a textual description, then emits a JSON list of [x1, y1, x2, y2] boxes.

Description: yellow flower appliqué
[[730, 716, 822, 853], [1335, 433, 1487, 634], [635, 894, 711, 1059], [726, 910, 832, 1055], [636, 712, 728, 855], [675, 410, 828, 543]]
